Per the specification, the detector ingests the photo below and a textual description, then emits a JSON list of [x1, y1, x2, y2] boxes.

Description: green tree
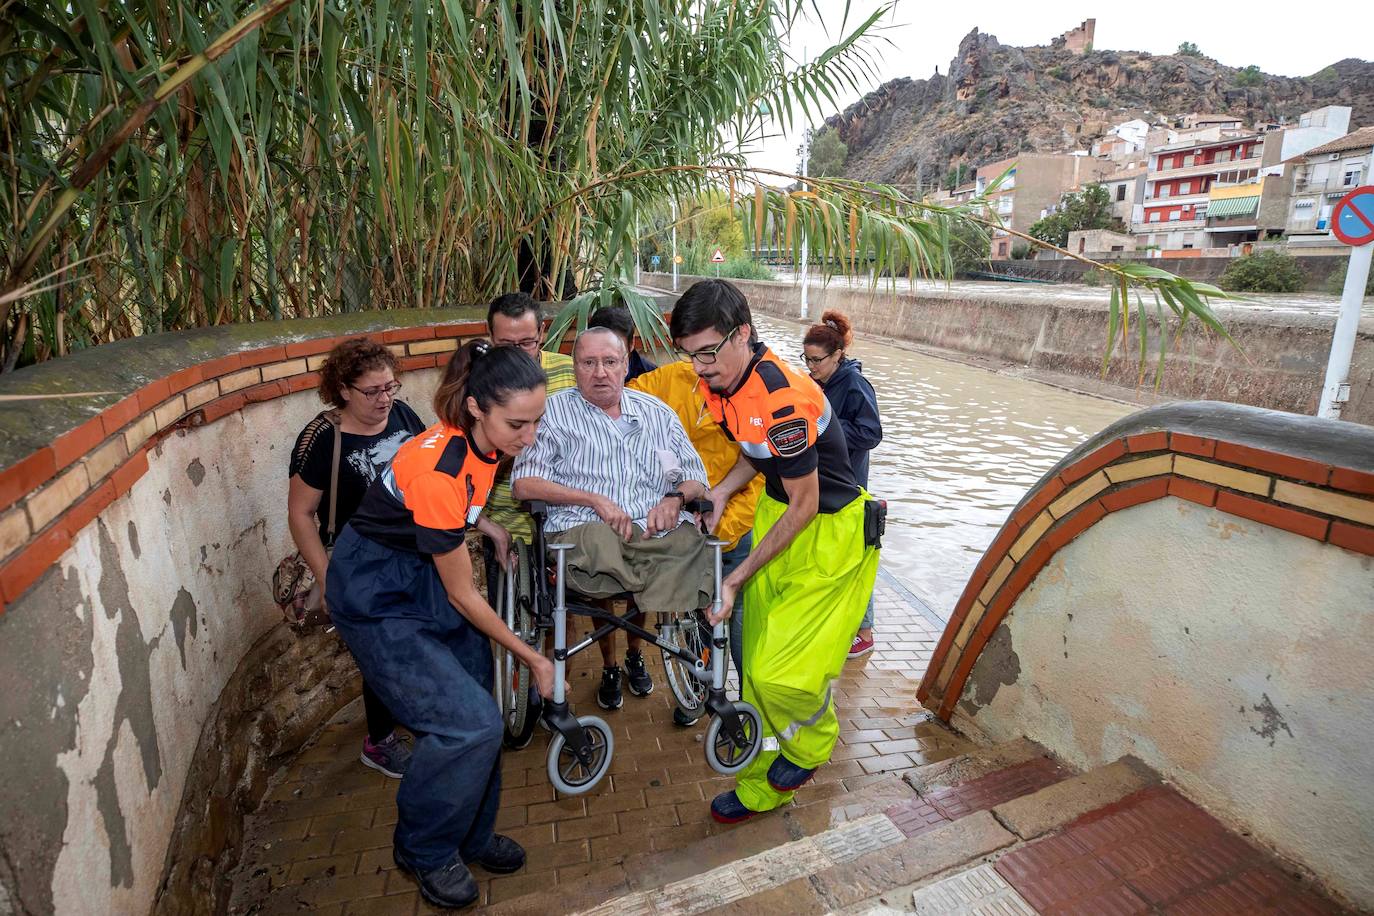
[[944, 163, 973, 191], [1028, 185, 1125, 248], [807, 130, 848, 178], [1219, 251, 1304, 293], [1235, 65, 1264, 87], [1177, 41, 1202, 57], [0, 0, 1236, 383]]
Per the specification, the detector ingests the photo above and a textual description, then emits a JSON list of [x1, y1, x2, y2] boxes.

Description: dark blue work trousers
[[326, 526, 502, 871]]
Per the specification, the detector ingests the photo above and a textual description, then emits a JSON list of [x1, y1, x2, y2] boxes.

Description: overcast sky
[[743, 1, 1374, 175]]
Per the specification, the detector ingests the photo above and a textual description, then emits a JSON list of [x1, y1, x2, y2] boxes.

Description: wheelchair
[[493, 501, 762, 796]]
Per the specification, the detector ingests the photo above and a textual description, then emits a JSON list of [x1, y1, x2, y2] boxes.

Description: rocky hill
[[825, 29, 1374, 189]]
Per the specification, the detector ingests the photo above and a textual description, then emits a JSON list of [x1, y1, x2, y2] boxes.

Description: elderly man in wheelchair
[[500, 327, 761, 795]]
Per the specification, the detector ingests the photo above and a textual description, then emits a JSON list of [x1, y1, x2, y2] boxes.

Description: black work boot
[[472, 834, 526, 874], [597, 665, 624, 710], [624, 649, 654, 697], [394, 849, 479, 909]]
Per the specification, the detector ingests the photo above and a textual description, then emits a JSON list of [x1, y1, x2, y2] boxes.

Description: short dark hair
[[669, 279, 754, 343], [587, 305, 634, 347], [487, 291, 542, 330]]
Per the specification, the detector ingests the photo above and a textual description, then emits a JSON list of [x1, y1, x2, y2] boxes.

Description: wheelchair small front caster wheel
[[547, 715, 614, 795], [704, 701, 762, 775]]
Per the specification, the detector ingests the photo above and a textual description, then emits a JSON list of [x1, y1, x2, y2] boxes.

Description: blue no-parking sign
[[1332, 185, 1374, 247]]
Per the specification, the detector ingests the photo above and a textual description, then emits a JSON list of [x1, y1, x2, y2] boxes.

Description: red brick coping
[[917, 429, 1374, 722], [0, 321, 490, 613]]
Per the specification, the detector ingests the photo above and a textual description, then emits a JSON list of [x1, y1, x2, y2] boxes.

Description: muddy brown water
[[752, 314, 1131, 617]]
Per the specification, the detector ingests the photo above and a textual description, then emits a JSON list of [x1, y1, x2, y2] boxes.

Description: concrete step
[[867, 769, 1354, 915], [514, 745, 1095, 916], [561, 753, 1167, 916], [482, 774, 919, 916]]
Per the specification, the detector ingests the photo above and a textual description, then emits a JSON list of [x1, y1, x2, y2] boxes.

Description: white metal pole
[[635, 216, 641, 286], [1317, 242, 1371, 420], [671, 198, 679, 293]]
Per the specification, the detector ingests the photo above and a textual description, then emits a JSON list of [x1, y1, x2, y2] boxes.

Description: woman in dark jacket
[[803, 310, 883, 657]]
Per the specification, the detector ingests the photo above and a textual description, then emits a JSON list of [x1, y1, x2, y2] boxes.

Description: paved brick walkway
[[227, 574, 948, 914]]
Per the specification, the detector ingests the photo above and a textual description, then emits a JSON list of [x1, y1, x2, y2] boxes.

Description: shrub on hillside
[[1219, 251, 1303, 293], [1324, 261, 1374, 296]]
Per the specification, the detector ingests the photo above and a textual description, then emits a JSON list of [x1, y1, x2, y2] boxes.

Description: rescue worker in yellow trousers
[[670, 279, 881, 822]]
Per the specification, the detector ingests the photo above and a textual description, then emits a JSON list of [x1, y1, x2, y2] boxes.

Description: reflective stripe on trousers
[[733, 491, 879, 813]]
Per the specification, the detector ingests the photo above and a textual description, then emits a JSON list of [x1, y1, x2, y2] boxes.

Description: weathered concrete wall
[[643, 273, 1374, 425], [990, 254, 1349, 289], [0, 322, 455, 915], [955, 497, 1374, 908]]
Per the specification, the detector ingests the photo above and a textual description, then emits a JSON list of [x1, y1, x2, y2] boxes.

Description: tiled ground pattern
[[228, 576, 945, 914], [883, 756, 1072, 839], [993, 785, 1350, 915]]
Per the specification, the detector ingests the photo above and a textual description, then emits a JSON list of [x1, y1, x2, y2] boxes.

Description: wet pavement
[[226, 575, 948, 914]]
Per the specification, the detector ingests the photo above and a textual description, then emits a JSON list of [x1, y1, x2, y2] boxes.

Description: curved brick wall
[[919, 402, 1374, 908], [0, 311, 487, 916]]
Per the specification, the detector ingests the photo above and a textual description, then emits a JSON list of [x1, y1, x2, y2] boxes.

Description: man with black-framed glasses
[[670, 279, 880, 826]]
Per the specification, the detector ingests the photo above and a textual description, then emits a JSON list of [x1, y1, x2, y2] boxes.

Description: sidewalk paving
[[227, 575, 946, 915]]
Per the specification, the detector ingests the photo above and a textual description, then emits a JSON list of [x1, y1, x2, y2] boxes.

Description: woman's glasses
[[349, 381, 403, 400], [801, 351, 836, 367]]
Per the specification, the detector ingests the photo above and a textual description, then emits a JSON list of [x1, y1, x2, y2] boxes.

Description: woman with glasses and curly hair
[[287, 336, 426, 778]]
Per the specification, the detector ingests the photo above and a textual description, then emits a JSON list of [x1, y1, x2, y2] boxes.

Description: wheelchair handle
[[683, 497, 713, 515]]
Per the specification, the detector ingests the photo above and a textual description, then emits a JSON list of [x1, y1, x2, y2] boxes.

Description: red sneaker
[[847, 634, 875, 659]]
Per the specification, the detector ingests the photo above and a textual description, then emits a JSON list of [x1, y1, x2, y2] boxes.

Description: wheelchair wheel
[[547, 716, 614, 796], [499, 543, 539, 750], [660, 610, 711, 716], [704, 701, 763, 775]]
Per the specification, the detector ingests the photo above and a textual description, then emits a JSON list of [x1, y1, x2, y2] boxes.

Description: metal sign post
[[1318, 184, 1374, 419], [671, 198, 679, 292], [711, 247, 725, 278]]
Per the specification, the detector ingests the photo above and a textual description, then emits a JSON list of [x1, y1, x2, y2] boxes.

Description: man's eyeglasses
[[801, 350, 837, 367], [576, 357, 625, 373], [500, 337, 543, 353], [349, 381, 403, 400], [675, 327, 739, 366]]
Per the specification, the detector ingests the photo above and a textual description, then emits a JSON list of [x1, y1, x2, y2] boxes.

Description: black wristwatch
[[665, 490, 686, 507]]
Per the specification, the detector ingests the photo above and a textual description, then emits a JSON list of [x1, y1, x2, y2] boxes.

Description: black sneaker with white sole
[[624, 649, 654, 697], [597, 665, 624, 710]]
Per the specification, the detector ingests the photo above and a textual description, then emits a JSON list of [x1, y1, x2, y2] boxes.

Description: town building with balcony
[[1284, 126, 1374, 254], [1134, 133, 1263, 252], [975, 153, 1113, 259]]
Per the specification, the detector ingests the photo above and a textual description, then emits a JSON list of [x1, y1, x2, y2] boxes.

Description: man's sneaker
[[472, 834, 526, 874], [361, 732, 412, 779], [672, 706, 704, 728], [710, 790, 759, 824], [624, 649, 654, 697], [597, 666, 624, 710], [767, 754, 817, 792], [847, 634, 876, 659], [393, 849, 479, 909]]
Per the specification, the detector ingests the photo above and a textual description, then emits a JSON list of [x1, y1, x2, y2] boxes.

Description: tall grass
[[1, 1, 1234, 383]]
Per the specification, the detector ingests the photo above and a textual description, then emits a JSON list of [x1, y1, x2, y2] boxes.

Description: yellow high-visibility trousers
[[734, 490, 880, 813]]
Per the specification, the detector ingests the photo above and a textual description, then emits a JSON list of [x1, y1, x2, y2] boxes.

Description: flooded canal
[[752, 314, 1132, 618]]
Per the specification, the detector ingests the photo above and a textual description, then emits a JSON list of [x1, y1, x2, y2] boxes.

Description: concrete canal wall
[[0, 312, 482, 915], [642, 273, 1374, 426], [919, 403, 1374, 909]]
